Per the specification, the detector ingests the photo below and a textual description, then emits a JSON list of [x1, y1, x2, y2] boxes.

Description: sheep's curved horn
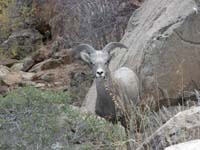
[[75, 44, 96, 54], [103, 42, 128, 53]]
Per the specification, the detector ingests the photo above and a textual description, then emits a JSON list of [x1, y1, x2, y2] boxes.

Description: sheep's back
[[113, 67, 139, 110]]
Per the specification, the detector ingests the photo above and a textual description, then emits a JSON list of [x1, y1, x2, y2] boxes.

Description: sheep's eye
[[90, 61, 95, 65], [105, 60, 110, 65]]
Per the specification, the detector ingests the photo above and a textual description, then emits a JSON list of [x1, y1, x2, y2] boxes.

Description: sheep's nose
[[97, 71, 103, 75], [96, 68, 105, 77]]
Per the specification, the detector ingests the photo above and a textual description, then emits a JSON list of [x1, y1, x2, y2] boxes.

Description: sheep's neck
[[95, 70, 116, 120], [95, 70, 129, 128]]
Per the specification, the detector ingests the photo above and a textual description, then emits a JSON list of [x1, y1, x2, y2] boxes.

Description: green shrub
[[0, 86, 127, 150]]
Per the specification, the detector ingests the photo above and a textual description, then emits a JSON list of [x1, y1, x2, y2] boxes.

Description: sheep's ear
[[80, 51, 91, 63]]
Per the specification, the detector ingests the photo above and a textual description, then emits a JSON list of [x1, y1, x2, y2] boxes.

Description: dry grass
[[123, 98, 199, 150]]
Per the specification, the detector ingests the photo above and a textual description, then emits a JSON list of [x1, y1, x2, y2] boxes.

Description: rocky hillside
[[0, 86, 127, 150], [0, 0, 139, 105], [1, 0, 200, 150], [0, 0, 138, 149]]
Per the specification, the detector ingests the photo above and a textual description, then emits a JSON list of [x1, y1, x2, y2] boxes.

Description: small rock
[[19, 71, 35, 81], [0, 65, 10, 78], [22, 57, 35, 72], [40, 72, 55, 82], [54, 82, 62, 86], [20, 81, 36, 86], [11, 63, 24, 71], [0, 65, 22, 85], [30, 58, 62, 72], [34, 83, 45, 88], [0, 57, 19, 67], [57, 85, 68, 91], [165, 140, 200, 150], [3, 72, 22, 86]]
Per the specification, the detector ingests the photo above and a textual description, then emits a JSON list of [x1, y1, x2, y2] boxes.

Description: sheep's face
[[81, 51, 111, 78], [77, 42, 127, 79]]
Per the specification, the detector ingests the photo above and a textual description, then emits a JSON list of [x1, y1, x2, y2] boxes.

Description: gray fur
[[76, 42, 139, 127]]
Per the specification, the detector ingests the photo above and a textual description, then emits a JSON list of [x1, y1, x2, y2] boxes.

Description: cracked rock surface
[[83, 0, 200, 112], [137, 106, 200, 150]]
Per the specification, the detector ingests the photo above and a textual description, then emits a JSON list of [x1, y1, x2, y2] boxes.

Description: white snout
[[96, 68, 105, 78]]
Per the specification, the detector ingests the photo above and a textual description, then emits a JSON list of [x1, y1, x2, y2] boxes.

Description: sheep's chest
[[95, 78, 127, 124]]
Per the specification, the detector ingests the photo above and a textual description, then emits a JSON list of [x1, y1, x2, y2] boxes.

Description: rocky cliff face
[[0, 0, 138, 106], [1, 0, 137, 58], [1, 0, 200, 149], [123, 0, 200, 104], [84, 0, 200, 112], [120, 0, 200, 103], [32, 0, 137, 48]]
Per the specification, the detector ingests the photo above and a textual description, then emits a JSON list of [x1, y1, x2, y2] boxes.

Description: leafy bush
[[0, 86, 127, 150], [0, 86, 69, 149]]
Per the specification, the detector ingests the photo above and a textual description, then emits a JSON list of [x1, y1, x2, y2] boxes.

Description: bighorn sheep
[[75, 42, 139, 128]]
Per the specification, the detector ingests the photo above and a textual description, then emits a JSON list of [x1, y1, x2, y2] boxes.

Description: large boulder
[[165, 140, 200, 150], [0, 29, 42, 59], [0, 65, 35, 86], [119, 0, 200, 103], [83, 0, 200, 112], [137, 106, 200, 150], [0, 65, 22, 86]]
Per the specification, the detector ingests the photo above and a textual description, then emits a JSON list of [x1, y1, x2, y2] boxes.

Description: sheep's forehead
[[90, 51, 109, 64]]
